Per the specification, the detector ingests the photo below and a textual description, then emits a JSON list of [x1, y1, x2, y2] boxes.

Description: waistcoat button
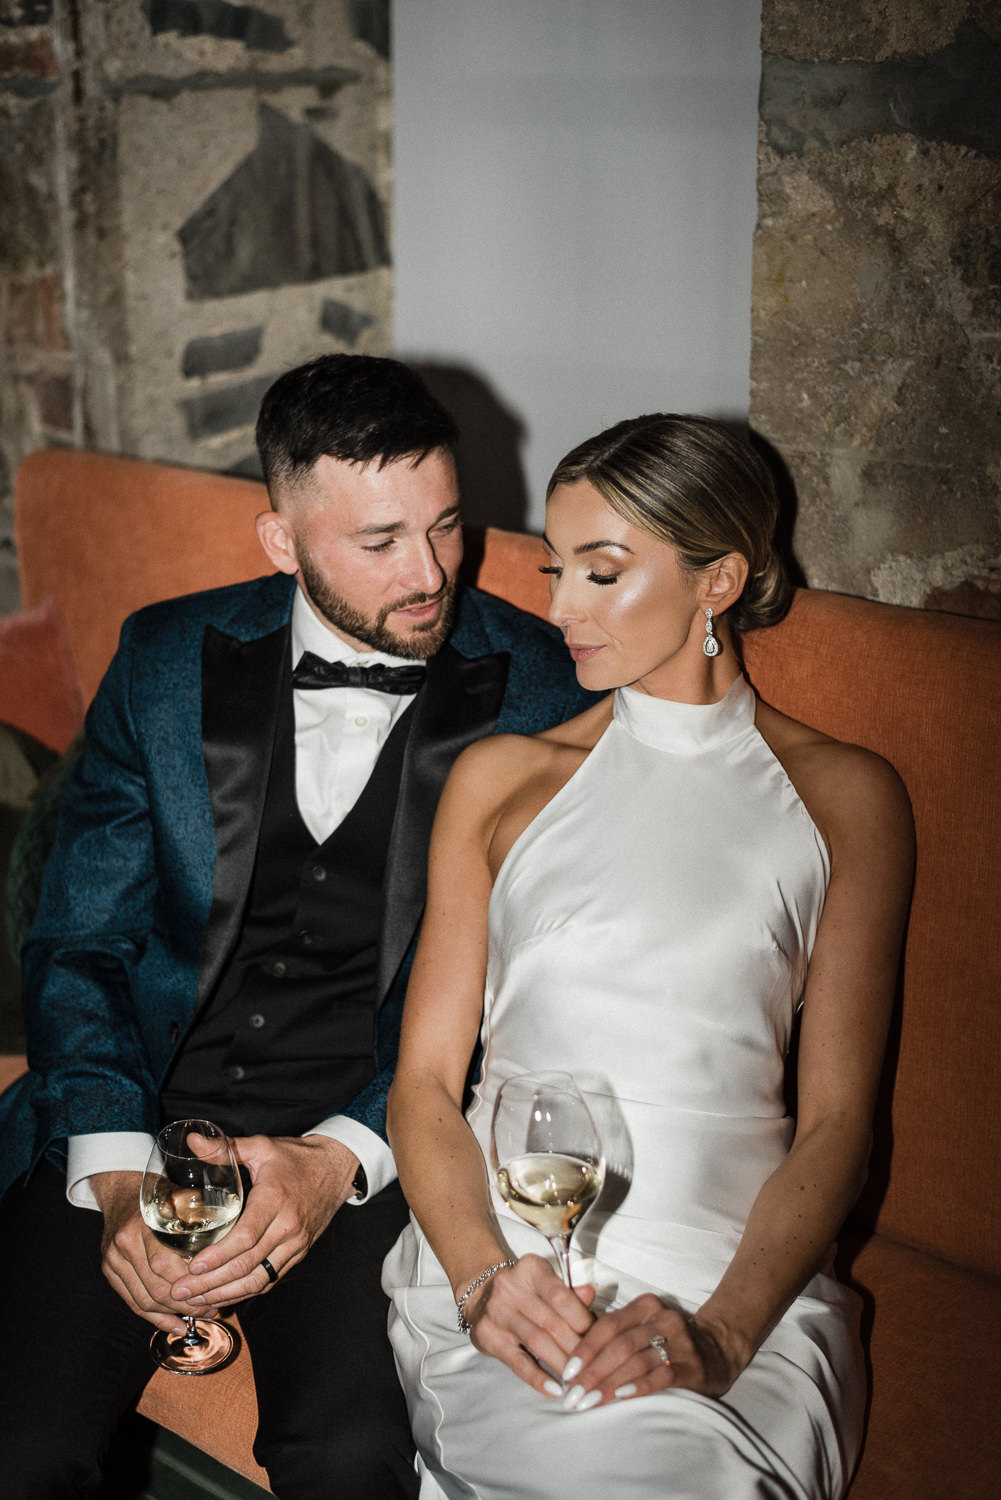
[[311, 865, 327, 882], [298, 929, 313, 945], [228, 1064, 245, 1081], [249, 1012, 266, 1029], [269, 960, 287, 978]]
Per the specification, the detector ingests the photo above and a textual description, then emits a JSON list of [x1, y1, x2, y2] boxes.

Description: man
[[0, 355, 594, 1497]]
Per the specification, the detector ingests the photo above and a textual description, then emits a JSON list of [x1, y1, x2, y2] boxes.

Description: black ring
[[261, 1257, 279, 1285]]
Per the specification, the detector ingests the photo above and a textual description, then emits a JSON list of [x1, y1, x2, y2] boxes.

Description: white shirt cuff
[[303, 1116, 396, 1203], [66, 1132, 156, 1210]]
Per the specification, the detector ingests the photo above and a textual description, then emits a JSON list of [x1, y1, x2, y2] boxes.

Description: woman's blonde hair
[[547, 415, 792, 634]]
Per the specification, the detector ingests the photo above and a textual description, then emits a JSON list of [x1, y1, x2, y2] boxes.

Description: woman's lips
[[566, 643, 603, 662]]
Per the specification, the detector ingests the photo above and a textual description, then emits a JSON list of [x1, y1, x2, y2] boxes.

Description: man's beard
[[297, 549, 457, 660]]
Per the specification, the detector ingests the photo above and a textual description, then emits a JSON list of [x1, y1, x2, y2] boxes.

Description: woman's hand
[[463, 1254, 597, 1396], [559, 1294, 741, 1410]]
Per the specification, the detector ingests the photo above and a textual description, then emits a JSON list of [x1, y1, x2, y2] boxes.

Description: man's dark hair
[[255, 353, 459, 492]]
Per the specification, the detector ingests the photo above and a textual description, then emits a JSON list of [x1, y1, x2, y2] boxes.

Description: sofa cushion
[[139, 1318, 272, 1491], [840, 1231, 1001, 1498], [0, 596, 84, 754]]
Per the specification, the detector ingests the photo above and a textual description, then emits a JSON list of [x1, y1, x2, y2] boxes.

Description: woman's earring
[[702, 608, 720, 657]]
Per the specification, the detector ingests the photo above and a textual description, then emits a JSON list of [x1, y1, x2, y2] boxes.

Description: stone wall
[[0, 0, 391, 616], [751, 1, 1001, 617], [4, 3, 998, 623]]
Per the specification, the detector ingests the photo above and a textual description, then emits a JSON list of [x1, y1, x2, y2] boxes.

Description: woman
[[383, 415, 914, 1499]]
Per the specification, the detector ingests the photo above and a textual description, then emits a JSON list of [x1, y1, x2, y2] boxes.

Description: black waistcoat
[[161, 685, 413, 1137]]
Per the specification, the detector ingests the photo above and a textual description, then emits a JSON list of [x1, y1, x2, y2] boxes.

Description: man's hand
[[94, 1170, 197, 1334], [172, 1134, 358, 1309]]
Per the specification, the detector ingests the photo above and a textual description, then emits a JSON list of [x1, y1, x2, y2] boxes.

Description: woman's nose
[[546, 575, 583, 633]]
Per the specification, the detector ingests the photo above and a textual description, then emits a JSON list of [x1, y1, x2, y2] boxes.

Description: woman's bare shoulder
[[450, 695, 614, 784], [442, 696, 615, 876], [754, 698, 913, 855], [537, 693, 616, 750]]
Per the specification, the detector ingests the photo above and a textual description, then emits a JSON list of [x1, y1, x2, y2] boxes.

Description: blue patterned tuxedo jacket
[[0, 572, 594, 1195]]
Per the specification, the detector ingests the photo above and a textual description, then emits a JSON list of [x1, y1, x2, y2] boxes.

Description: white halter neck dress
[[384, 677, 865, 1499]]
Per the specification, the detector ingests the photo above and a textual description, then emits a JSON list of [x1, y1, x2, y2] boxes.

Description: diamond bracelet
[[456, 1259, 516, 1334]]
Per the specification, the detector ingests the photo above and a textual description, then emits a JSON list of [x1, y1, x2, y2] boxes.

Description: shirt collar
[[291, 585, 426, 670]]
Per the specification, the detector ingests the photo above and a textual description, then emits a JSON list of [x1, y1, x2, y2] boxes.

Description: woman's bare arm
[[387, 735, 595, 1393], [562, 738, 915, 1405]]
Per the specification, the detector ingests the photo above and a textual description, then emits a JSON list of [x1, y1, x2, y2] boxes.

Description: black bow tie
[[291, 651, 427, 695]]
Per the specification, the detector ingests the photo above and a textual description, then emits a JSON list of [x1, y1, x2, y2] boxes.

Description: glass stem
[[182, 1317, 207, 1348], [551, 1236, 574, 1288]]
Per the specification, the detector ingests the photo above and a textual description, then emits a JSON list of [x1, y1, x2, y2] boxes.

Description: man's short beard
[[297, 549, 457, 660]]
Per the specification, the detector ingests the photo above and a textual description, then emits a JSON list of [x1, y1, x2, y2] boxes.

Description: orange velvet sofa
[[2, 448, 999, 1497]]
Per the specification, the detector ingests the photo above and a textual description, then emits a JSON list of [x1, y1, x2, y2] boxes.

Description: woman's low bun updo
[[547, 414, 794, 636]]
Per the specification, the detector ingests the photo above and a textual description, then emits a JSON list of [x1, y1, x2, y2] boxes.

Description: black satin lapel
[[197, 623, 289, 1006], [377, 644, 510, 999]]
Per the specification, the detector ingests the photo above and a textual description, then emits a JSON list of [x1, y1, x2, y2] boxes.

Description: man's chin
[[382, 592, 456, 659], [382, 618, 452, 661]]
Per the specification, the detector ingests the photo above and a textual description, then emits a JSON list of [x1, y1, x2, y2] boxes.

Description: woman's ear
[[256, 509, 300, 577], [701, 553, 749, 615]]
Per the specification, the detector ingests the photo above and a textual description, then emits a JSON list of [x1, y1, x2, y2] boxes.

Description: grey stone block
[[180, 373, 275, 440], [182, 327, 264, 378], [178, 103, 390, 300], [320, 299, 374, 346]]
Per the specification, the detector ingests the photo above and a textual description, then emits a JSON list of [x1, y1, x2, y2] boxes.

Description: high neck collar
[[612, 675, 755, 754]]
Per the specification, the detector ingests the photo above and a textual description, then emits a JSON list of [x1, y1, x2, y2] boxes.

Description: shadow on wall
[[408, 363, 530, 534]]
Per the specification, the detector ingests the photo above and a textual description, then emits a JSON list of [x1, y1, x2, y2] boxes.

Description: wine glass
[[140, 1118, 244, 1374], [491, 1071, 604, 1288]]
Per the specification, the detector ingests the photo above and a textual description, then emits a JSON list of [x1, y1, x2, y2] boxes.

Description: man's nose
[[399, 539, 446, 595]]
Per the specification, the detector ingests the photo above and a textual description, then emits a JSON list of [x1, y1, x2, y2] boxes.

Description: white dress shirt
[[66, 588, 421, 1209]]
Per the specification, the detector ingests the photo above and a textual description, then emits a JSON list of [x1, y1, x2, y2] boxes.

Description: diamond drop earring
[[702, 608, 720, 657]]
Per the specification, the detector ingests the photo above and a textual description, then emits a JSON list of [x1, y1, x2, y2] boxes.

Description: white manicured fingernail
[[576, 1390, 602, 1411], [561, 1384, 585, 1410], [614, 1383, 637, 1400], [543, 1379, 563, 1397], [562, 1356, 582, 1382]]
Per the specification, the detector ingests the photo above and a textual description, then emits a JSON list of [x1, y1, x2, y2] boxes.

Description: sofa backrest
[[743, 591, 1000, 1279], [14, 449, 1001, 1278], [16, 450, 270, 705]]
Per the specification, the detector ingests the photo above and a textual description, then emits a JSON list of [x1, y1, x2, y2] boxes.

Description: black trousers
[[0, 1160, 418, 1500]]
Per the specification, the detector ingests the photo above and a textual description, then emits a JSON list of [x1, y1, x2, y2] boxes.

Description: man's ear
[[256, 510, 300, 577], [701, 552, 749, 615]]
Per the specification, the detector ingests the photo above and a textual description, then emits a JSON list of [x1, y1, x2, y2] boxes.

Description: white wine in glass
[[491, 1071, 604, 1288], [140, 1118, 244, 1374]]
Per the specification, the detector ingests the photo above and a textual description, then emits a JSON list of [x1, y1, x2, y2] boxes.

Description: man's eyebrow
[[350, 504, 462, 539], [541, 533, 634, 557]]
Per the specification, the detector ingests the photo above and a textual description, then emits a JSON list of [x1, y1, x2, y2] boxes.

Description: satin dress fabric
[[384, 677, 865, 1499]]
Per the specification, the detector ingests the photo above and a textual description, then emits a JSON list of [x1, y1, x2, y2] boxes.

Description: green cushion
[[0, 728, 83, 1053], [0, 723, 62, 1051]]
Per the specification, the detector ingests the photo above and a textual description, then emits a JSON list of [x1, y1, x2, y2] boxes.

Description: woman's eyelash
[[538, 564, 619, 586]]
